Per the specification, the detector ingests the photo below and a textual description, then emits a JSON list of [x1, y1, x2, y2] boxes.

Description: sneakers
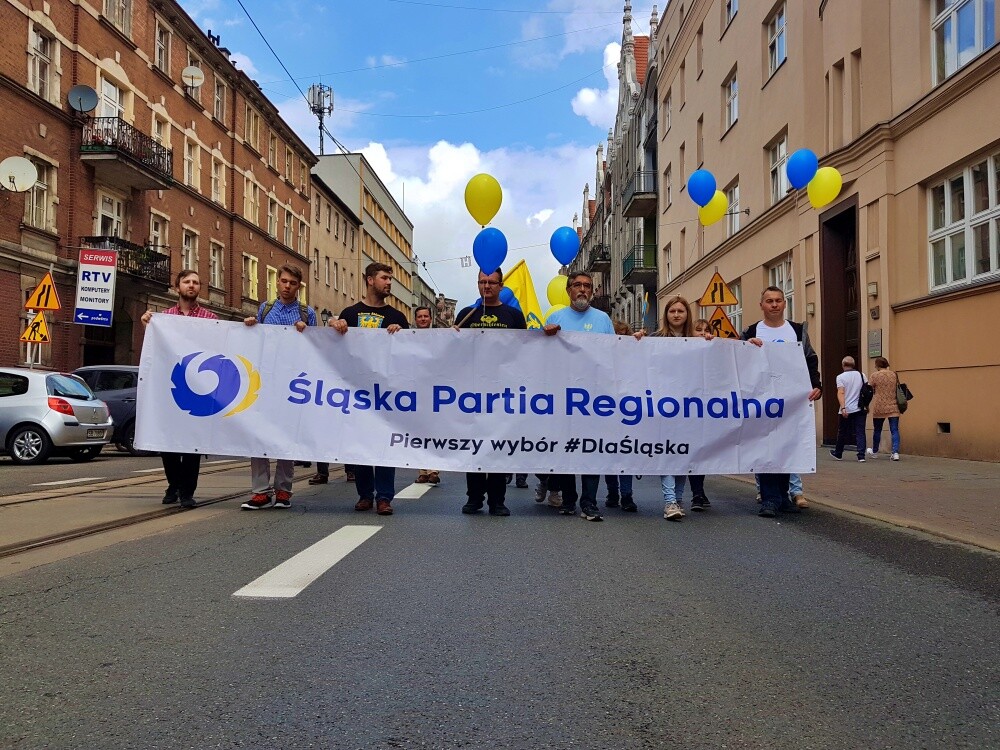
[[758, 503, 777, 518], [488, 504, 511, 516], [891, 453, 900, 461], [792, 493, 809, 509], [461, 501, 483, 514], [180, 496, 196, 509], [690, 495, 710, 512], [162, 491, 178, 505], [829, 450, 843, 461], [558, 506, 576, 516], [415, 472, 430, 483], [376, 499, 393, 515], [427, 472, 441, 484], [534, 486, 546, 503], [605, 495, 620, 508], [241, 493, 274, 510], [355, 497, 374, 512], [273, 490, 292, 509], [663, 502, 685, 521], [308, 473, 328, 485], [858, 457, 866, 463], [580, 507, 603, 522], [620, 496, 638, 513], [547, 491, 563, 508], [866, 448, 878, 459]]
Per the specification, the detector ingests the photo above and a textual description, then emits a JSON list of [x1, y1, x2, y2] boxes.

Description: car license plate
[[87, 429, 103, 439]]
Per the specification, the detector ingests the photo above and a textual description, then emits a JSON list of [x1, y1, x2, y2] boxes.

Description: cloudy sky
[[181, 0, 656, 306]]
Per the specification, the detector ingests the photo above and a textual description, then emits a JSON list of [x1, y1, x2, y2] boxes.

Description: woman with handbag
[[867, 357, 902, 461]]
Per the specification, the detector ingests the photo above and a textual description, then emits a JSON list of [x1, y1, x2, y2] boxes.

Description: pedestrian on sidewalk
[[831, 355, 868, 463], [240, 264, 316, 510], [140, 269, 218, 508], [868, 357, 902, 461]]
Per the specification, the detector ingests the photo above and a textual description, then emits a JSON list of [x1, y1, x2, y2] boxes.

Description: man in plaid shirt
[[241, 264, 316, 510], [141, 269, 218, 508]]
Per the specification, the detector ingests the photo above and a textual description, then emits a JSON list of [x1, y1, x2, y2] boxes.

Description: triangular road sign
[[697, 272, 738, 307], [24, 273, 61, 311], [707, 307, 741, 339], [20, 311, 51, 343]]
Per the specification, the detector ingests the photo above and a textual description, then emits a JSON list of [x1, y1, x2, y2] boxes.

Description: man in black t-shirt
[[330, 262, 410, 515], [455, 267, 527, 517]]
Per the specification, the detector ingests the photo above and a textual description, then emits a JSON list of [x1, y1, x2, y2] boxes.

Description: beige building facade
[[626, 0, 1000, 461], [308, 173, 361, 322]]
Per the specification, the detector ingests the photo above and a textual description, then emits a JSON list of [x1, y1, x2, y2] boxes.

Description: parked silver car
[[0, 367, 113, 464]]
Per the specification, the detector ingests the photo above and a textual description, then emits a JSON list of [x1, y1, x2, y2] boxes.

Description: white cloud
[[228, 52, 258, 76], [527, 209, 554, 227], [571, 42, 619, 129]]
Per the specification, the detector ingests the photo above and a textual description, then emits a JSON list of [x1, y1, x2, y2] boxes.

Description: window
[[244, 177, 260, 224], [325, 256, 330, 285], [769, 255, 794, 321], [152, 116, 167, 145], [696, 26, 704, 76], [266, 266, 277, 299], [679, 61, 686, 106], [285, 146, 294, 180], [664, 243, 673, 282], [245, 105, 260, 151], [267, 198, 278, 237], [313, 249, 320, 279], [99, 77, 125, 119], [209, 242, 224, 288], [300, 160, 308, 189], [211, 158, 225, 205], [183, 139, 200, 189], [213, 79, 226, 121], [315, 198, 321, 223], [300, 283, 307, 306], [0, 373, 30, 397], [767, 3, 787, 76], [769, 134, 789, 205], [725, 280, 743, 332], [724, 70, 739, 130], [928, 154, 1000, 288], [330, 207, 335, 234], [298, 221, 307, 253], [149, 213, 168, 249], [24, 158, 54, 232], [29, 26, 55, 101], [334, 261, 339, 290], [185, 51, 201, 101], [97, 191, 124, 236], [268, 133, 277, 168], [679, 143, 686, 187], [350, 271, 355, 297], [154, 22, 170, 73], [725, 0, 739, 26], [104, 0, 131, 35], [663, 91, 672, 132], [284, 210, 293, 246], [182, 230, 198, 270], [697, 116, 704, 166], [933, 0, 996, 83], [242, 254, 259, 299], [664, 164, 672, 207], [726, 180, 741, 237]]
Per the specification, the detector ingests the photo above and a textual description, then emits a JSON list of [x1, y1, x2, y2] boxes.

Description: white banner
[[136, 317, 817, 474]]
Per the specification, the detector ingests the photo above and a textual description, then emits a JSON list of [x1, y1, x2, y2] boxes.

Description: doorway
[[819, 197, 859, 444]]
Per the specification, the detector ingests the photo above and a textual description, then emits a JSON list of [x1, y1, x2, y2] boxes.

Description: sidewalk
[[0, 450, 997, 555]]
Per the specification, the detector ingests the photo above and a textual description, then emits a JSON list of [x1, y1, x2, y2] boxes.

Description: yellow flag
[[503, 259, 544, 329]]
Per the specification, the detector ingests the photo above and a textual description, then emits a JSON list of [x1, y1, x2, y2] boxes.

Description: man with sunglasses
[[454, 267, 527, 516]]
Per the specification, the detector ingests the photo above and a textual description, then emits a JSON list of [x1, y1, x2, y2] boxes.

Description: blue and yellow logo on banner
[[170, 352, 260, 417]]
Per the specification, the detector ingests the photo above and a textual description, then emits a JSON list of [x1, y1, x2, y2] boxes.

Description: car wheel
[[69, 445, 103, 462], [123, 421, 155, 457], [8, 425, 52, 465]]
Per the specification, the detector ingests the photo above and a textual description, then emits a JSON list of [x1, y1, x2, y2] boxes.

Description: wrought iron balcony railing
[[622, 244, 657, 279], [622, 171, 658, 215], [81, 236, 171, 287], [81, 117, 173, 179]]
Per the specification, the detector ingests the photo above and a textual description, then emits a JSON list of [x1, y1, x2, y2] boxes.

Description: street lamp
[[320, 308, 332, 325]]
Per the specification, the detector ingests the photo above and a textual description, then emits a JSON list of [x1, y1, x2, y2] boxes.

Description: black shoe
[[461, 502, 483, 514], [180, 496, 196, 508], [829, 449, 843, 461], [488, 505, 511, 516], [162, 492, 178, 505], [605, 496, 620, 508], [691, 495, 708, 512], [580, 506, 603, 522], [515, 480, 529, 488], [293, 461, 312, 467], [758, 503, 777, 518], [558, 506, 576, 516], [778, 500, 802, 514], [620, 497, 638, 512]]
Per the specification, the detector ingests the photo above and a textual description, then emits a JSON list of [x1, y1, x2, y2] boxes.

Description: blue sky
[[180, 0, 656, 304]]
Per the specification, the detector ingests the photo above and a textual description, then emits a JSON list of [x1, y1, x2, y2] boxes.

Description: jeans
[[757, 473, 790, 511], [354, 465, 396, 502], [871, 417, 900, 454], [466, 473, 507, 508], [554, 474, 599, 512], [660, 475, 706, 503], [161, 452, 201, 500], [604, 474, 634, 499], [755, 473, 802, 499], [834, 410, 867, 459]]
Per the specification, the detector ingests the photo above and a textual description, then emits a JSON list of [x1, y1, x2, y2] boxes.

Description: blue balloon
[[687, 169, 717, 207], [473, 227, 508, 275], [498, 286, 515, 305], [786, 149, 819, 190], [549, 226, 580, 266]]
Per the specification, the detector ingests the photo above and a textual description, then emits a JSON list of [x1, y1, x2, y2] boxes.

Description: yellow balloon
[[544, 304, 566, 322], [807, 167, 843, 209], [464, 173, 502, 226], [698, 190, 728, 226], [546, 275, 571, 307]]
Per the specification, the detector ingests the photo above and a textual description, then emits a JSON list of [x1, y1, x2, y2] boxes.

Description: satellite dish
[[0, 156, 39, 192], [181, 66, 205, 89], [67, 84, 98, 113]]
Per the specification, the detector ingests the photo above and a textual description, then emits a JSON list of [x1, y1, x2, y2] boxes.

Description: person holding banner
[[454, 267, 527, 516], [743, 286, 823, 518], [330, 262, 409, 516], [140, 269, 218, 508], [412, 306, 442, 485]]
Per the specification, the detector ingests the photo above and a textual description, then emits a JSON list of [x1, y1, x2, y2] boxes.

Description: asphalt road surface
[[1, 472, 997, 749]]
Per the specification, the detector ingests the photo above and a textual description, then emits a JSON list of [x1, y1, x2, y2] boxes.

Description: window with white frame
[[152, 115, 167, 145], [267, 197, 278, 237], [245, 105, 260, 151], [185, 51, 201, 101], [97, 191, 124, 236], [99, 77, 125, 119], [725, 0, 739, 26], [209, 242, 224, 289], [104, 0, 131, 35], [298, 220, 307, 253], [664, 242, 673, 282], [334, 261, 340, 290], [242, 253, 258, 299], [266, 266, 277, 299], [285, 146, 293, 180], [182, 230, 198, 270], [350, 271, 355, 297], [928, 154, 1000, 288], [724, 69, 739, 130], [300, 283, 308, 306], [29, 26, 55, 102], [213, 79, 226, 121], [726, 180, 741, 237], [725, 279, 743, 332], [149, 213, 168, 249], [332, 209, 337, 235], [24, 157, 54, 232], [183, 139, 200, 189], [268, 133, 277, 168], [325, 256, 330, 285], [314, 198, 321, 223], [768, 255, 794, 321], [284, 210, 293, 246], [313, 249, 320, 279], [767, 3, 787, 76], [663, 90, 672, 132], [769, 134, 789, 204], [154, 22, 170, 73], [211, 158, 225, 205], [664, 164, 672, 206], [933, 0, 997, 84], [244, 176, 260, 224]]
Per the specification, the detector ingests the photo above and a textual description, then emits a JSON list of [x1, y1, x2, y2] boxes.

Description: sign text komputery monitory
[[286, 376, 786, 427]]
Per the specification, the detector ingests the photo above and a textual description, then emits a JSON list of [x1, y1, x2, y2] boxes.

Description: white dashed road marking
[[232, 525, 382, 599], [32, 477, 104, 487], [393, 483, 435, 500], [131, 468, 165, 474]]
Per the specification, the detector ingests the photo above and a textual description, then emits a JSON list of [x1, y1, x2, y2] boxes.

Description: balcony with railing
[[622, 170, 657, 217], [80, 118, 173, 190], [81, 236, 171, 287], [586, 243, 611, 273], [591, 294, 611, 313], [622, 244, 657, 288]]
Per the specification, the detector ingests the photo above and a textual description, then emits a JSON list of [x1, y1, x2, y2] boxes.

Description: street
[[0, 467, 997, 749]]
